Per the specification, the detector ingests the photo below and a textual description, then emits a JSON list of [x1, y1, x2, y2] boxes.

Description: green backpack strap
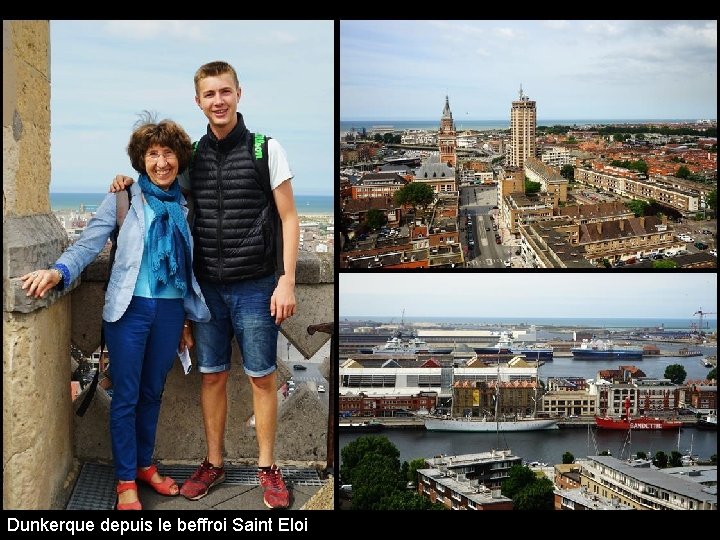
[[248, 132, 284, 277]]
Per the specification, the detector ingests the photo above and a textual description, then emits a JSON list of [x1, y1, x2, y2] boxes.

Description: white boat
[[424, 416, 558, 432], [697, 410, 717, 430], [359, 331, 452, 355]]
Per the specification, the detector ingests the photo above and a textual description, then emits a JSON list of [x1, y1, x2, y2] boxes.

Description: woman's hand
[[20, 269, 62, 298], [179, 321, 194, 352]]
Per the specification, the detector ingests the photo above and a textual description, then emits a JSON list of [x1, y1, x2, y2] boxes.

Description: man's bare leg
[[201, 371, 229, 466], [250, 371, 277, 467]]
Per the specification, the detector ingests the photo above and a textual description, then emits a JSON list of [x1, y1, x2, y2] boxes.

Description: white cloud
[[541, 20, 570, 30], [103, 20, 210, 42], [494, 27, 519, 39], [582, 21, 623, 36]]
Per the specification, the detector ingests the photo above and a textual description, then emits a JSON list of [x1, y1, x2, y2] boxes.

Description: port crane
[[692, 308, 716, 333]]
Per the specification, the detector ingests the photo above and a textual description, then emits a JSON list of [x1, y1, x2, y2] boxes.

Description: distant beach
[[51, 193, 334, 217]]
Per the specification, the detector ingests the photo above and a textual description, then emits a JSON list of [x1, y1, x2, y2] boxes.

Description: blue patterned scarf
[[138, 174, 192, 296]]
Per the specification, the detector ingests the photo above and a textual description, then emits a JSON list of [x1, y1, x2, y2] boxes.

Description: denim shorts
[[195, 274, 279, 377]]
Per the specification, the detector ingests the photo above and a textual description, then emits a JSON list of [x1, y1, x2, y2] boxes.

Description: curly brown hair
[[127, 114, 193, 174], [194, 61, 239, 95]]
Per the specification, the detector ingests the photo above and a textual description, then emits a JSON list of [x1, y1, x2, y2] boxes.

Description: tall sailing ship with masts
[[424, 360, 558, 432]]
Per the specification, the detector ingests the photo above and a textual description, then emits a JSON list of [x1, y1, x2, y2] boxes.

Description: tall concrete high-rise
[[438, 95, 457, 168], [510, 85, 536, 168]]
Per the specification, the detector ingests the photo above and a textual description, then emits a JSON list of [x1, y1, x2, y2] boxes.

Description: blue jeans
[[195, 275, 279, 377], [104, 296, 185, 481]]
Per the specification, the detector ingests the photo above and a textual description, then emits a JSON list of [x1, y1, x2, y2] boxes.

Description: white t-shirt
[[178, 137, 293, 191]]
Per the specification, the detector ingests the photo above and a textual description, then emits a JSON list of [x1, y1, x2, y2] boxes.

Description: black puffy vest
[[190, 114, 275, 282]]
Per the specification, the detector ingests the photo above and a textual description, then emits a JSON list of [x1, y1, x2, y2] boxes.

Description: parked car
[[293, 364, 307, 371], [710, 249, 717, 257], [317, 384, 326, 393], [694, 241, 709, 250]]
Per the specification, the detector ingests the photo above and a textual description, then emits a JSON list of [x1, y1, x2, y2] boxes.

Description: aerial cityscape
[[339, 273, 717, 510], [340, 20, 717, 270], [338, 19, 718, 511]]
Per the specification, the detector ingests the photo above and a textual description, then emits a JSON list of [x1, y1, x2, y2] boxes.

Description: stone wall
[[73, 251, 334, 465], [3, 20, 77, 510]]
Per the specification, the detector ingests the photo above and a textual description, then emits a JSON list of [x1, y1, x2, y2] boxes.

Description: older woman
[[21, 116, 210, 510]]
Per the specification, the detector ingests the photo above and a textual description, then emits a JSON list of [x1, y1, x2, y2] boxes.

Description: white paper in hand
[[178, 346, 192, 375]]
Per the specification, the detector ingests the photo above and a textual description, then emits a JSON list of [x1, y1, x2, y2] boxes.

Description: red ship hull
[[595, 416, 682, 430]]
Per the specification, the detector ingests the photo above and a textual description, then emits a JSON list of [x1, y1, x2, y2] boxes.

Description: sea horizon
[[341, 315, 717, 332], [50, 192, 334, 216]]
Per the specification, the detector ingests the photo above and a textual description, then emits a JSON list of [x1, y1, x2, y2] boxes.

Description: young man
[[112, 61, 300, 509]]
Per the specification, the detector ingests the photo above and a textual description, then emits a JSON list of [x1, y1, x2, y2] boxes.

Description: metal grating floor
[[66, 462, 324, 510]]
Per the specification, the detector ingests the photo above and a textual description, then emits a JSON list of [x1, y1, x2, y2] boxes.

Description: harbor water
[[340, 347, 717, 466], [340, 427, 717, 466]]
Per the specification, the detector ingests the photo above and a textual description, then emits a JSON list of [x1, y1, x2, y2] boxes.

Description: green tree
[[636, 133, 645, 140], [512, 477, 555, 511], [566, 136, 577, 144], [707, 189, 716, 212], [373, 133, 383, 143], [365, 208, 386, 231], [525, 179, 541, 195], [676, 165, 691, 179], [406, 458, 426, 483], [501, 465, 537, 500], [394, 182, 435, 215], [560, 165, 574, 182], [351, 454, 404, 510], [613, 133, 624, 142], [653, 259, 678, 269], [379, 490, 444, 510], [707, 367, 716, 381], [562, 452, 574, 464], [502, 465, 554, 510], [626, 199, 649, 217], [636, 451, 647, 460], [340, 435, 400, 487], [664, 364, 687, 385], [711, 454, 717, 465], [653, 451, 668, 469], [669, 451, 683, 467], [382, 132, 394, 144], [392, 134, 402, 144]]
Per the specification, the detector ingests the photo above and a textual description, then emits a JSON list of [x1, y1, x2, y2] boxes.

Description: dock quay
[[341, 417, 702, 430]]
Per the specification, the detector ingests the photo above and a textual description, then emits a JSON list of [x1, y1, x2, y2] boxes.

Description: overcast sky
[[340, 273, 717, 320], [341, 20, 717, 121], [50, 20, 333, 194]]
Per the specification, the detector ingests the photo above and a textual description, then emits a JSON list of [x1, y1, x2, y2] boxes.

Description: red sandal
[[116, 481, 142, 510], [136, 464, 179, 496]]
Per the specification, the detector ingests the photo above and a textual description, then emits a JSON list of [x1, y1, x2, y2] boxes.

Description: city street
[[459, 185, 514, 268], [278, 334, 330, 408]]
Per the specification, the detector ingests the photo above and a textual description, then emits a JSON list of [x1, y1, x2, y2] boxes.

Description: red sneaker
[[258, 465, 290, 509], [179, 459, 225, 500]]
